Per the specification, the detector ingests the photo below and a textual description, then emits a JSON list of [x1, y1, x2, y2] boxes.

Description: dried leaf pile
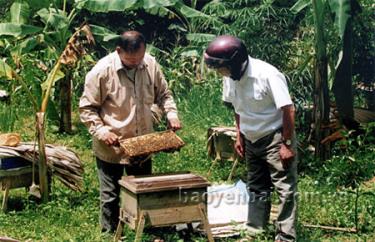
[[0, 143, 83, 192], [120, 130, 185, 158]]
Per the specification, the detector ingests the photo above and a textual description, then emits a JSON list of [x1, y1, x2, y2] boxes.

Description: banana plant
[[37, 23, 94, 202], [291, 0, 361, 160], [0, 0, 94, 201], [0, 0, 74, 130], [74, 0, 212, 32]]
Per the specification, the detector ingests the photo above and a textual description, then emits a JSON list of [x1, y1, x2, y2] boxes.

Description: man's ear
[[116, 47, 121, 54]]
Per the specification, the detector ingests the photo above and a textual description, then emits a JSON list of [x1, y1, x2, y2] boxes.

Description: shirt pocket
[[248, 87, 267, 113]]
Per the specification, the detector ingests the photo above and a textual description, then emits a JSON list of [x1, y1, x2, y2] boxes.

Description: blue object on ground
[[0, 157, 30, 170]]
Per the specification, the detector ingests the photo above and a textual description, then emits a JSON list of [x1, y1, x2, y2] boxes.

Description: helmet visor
[[204, 50, 238, 69]]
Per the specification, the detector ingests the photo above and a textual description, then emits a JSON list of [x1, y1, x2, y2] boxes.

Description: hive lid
[[120, 130, 185, 158], [119, 172, 210, 193]]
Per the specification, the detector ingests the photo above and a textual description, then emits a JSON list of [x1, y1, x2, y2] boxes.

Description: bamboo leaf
[[10, 1, 30, 24], [290, 0, 311, 14], [328, 0, 351, 39], [186, 33, 215, 43], [0, 23, 42, 37]]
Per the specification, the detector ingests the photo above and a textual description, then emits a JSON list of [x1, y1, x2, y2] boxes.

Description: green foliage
[[0, 102, 16, 132], [0, 1, 374, 241], [318, 123, 375, 188], [352, 0, 374, 92], [1, 80, 374, 241], [193, 0, 298, 69]]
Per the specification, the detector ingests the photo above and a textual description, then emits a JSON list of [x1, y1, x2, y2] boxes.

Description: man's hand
[[167, 118, 182, 131], [235, 133, 244, 158], [101, 131, 119, 146], [279, 143, 295, 169]]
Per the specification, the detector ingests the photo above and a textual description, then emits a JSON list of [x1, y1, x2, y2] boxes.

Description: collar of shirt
[[239, 56, 257, 82], [113, 51, 147, 72]]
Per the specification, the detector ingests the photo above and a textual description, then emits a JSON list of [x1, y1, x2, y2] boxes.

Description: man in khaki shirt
[[79, 31, 181, 233]]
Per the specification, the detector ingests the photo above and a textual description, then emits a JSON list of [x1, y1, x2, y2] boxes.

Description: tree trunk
[[36, 112, 49, 202], [59, 73, 72, 133], [333, 17, 355, 127], [313, 0, 331, 161], [313, 59, 331, 160]]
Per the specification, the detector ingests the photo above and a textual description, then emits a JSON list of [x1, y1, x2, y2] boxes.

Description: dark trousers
[[245, 130, 298, 241], [96, 157, 152, 232]]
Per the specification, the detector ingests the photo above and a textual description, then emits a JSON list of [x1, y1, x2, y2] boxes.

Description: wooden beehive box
[[119, 172, 210, 229], [120, 130, 185, 158]]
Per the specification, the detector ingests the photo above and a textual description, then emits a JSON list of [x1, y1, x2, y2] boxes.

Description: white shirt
[[223, 56, 292, 142]]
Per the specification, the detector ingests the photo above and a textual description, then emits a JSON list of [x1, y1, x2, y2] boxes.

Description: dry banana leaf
[[0, 143, 83, 192]]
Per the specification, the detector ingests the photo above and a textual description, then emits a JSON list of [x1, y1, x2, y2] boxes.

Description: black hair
[[117, 31, 146, 53]]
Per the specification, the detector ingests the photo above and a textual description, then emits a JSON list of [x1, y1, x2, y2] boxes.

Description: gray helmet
[[204, 35, 248, 80]]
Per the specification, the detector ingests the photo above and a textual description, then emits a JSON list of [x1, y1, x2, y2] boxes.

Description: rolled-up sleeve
[[79, 69, 111, 140], [268, 72, 293, 109], [153, 63, 178, 120]]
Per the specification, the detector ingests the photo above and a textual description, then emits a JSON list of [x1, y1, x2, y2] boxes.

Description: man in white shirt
[[204, 35, 297, 242]]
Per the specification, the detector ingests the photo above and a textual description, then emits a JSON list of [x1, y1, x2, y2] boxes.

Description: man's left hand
[[279, 144, 295, 169], [167, 118, 182, 131]]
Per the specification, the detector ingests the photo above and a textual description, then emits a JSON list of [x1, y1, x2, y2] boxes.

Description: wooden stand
[[207, 127, 240, 181], [114, 173, 213, 242], [0, 166, 33, 212]]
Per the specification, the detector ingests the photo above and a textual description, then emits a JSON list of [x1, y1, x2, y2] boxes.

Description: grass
[[1, 81, 374, 241]]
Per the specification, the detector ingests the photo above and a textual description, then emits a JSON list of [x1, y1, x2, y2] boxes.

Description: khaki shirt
[[79, 51, 178, 163]]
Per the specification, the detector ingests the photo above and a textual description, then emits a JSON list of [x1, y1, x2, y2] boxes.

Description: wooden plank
[[134, 211, 146, 242], [138, 188, 207, 209], [125, 173, 198, 183], [0, 167, 32, 177], [145, 205, 203, 226], [119, 173, 210, 193], [120, 189, 138, 215], [120, 210, 137, 229], [198, 203, 214, 242], [2, 184, 9, 212]]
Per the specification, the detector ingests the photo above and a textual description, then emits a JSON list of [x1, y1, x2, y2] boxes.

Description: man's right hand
[[101, 131, 119, 146], [235, 133, 244, 158]]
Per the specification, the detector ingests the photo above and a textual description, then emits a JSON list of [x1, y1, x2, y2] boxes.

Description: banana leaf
[[10, 1, 30, 24], [37, 8, 69, 31], [74, 0, 138, 12], [0, 23, 42, 37]]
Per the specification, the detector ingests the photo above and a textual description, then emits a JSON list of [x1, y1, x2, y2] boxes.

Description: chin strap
[[231, 59, 249, 81]]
